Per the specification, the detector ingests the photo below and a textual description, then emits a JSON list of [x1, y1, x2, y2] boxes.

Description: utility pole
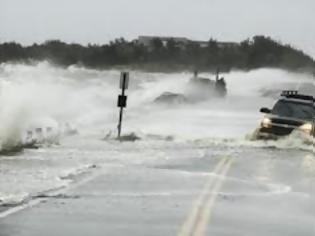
[[117, 72, 129, 140]]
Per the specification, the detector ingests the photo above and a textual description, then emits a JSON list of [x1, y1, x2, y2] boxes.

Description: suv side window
[[272, 100, 315, 120]]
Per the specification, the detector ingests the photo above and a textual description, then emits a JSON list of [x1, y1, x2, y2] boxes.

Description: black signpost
[[117, 72, 129, 140]]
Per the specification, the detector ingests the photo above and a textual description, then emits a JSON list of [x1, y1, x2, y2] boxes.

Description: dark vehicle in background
[[186, 70, 227, 99], [255, 91, 315, 140], [154, 70, 227, 105]]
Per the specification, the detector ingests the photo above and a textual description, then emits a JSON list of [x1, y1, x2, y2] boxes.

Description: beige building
[[134, 36, 238, 49]]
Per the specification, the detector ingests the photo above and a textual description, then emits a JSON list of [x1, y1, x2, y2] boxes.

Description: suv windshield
[[272, 100, 315, 120]]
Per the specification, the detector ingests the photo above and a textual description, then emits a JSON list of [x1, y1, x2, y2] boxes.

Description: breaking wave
[[0, 62, 314, 206], [0, 63, 314, 147]]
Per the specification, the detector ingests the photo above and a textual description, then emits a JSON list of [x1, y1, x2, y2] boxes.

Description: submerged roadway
[[0, 142, 314, 236]]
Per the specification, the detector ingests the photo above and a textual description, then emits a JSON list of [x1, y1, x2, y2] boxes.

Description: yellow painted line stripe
[[193, 158, 233, 236], [177, 157, 229, 236]]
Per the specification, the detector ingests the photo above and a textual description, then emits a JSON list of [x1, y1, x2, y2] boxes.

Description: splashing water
[[0, 62, 314, 205]]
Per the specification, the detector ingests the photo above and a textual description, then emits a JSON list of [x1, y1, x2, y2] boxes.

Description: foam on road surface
[[0, 147, 314, 236]]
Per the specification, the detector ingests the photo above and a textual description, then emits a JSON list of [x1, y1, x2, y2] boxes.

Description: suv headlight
[[261, 117, 272, 128], [299, 123, 313, 134]]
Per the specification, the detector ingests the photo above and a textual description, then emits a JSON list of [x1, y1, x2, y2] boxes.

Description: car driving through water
[[254, 91, 315, 140]]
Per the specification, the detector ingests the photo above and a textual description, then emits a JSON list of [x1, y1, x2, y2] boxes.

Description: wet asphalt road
[[0, 145, 314, 236]]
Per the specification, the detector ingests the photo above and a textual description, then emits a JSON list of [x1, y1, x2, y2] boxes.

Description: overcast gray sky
[[1, 0, 314, 57]]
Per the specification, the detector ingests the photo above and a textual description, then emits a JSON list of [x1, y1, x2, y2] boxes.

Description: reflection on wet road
[[0, 142, 314, 236]]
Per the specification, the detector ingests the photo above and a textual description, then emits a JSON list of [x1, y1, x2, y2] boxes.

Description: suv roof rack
[[281, 90, 315, 102]]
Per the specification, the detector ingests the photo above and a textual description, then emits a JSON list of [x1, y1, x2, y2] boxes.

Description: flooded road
[[0, 63, 314, 235], [0, 139, 314, 236]]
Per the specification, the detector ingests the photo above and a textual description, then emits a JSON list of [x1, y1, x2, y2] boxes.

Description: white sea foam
[[0, 62, 313, 206]]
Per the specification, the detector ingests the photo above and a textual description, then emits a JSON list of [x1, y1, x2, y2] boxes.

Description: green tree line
[[0, 36, 314, 72]]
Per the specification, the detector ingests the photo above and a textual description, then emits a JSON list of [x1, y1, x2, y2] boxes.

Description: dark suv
[[256, 91, 315, 139]]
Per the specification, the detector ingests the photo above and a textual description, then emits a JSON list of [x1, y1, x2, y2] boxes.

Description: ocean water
[[0, 62, 314, 206]]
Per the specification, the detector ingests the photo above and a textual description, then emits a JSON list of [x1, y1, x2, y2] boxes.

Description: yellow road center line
[[193, 159, 233, 236], [177, 157, 230, 236]]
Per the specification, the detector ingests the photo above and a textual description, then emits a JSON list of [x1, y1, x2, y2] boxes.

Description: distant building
[[194, 41, 209, 48], [135, 36, 190, 48], [134, 36, 238, 50], [217, 42, 239, 49]]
